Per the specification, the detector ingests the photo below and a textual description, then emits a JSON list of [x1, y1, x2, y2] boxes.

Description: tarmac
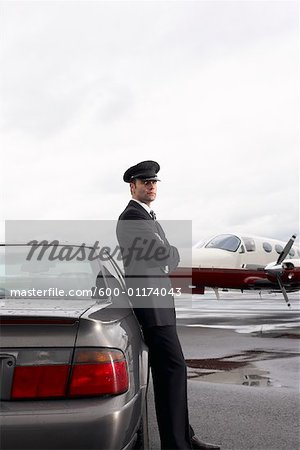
[[147, 291, 300, 450]]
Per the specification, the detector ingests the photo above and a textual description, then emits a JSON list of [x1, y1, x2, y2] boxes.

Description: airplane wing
[[170, 262, 300, 307]]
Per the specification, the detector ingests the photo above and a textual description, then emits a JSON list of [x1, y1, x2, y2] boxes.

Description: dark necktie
[[150, 210, 156, 220]]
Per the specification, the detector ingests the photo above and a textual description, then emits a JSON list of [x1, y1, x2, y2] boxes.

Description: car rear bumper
[[0, 388, 146, 450]]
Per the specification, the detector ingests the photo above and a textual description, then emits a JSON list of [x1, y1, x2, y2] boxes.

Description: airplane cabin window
[[289, 248, 295, 257], [262, 242, 272, 253], [242, 237, 256, 252], [205, 234, 241, 252], [275, 244, 283, 254]]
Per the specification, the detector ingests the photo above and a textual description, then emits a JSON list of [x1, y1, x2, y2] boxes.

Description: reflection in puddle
[[185, 349, 299, 387], [186, 364, 272, 387]]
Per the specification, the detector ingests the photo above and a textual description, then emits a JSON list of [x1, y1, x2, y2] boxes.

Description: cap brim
[[143, 177, 161, 181]]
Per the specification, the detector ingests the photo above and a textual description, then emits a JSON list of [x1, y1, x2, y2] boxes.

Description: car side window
[[101, 257, 126, 290], [99, 257, 131, 308]]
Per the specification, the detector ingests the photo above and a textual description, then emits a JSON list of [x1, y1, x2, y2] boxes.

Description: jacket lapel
[[128, 200, 168, 243]]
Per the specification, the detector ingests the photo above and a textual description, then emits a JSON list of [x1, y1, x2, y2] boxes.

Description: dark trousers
[[142, 325, 194, 450]]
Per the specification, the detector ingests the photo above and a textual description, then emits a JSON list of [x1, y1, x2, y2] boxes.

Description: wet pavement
[[175, 291, 300, 334], [185, 350, 300, 387], [147, 291, 300, 449]]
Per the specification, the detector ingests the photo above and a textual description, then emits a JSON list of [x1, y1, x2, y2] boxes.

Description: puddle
[[250, 330, 300, 339], [185, 350, 300, 387]]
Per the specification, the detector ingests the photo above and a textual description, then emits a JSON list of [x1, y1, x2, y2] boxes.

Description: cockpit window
[[205, 234, 241, 252], [242, 237, 256, 252]]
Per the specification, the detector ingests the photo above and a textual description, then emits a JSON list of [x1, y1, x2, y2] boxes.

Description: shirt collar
[[131, 199, 153, 216]]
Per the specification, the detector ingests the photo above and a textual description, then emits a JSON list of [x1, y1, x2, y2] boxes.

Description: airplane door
[[236, 243, 245, 268]]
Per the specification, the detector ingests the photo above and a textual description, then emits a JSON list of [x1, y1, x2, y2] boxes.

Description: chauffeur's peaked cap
[[123, 160, 161, 183]]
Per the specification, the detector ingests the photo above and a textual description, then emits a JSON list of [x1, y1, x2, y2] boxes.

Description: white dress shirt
[[131, 199, 153, 217]]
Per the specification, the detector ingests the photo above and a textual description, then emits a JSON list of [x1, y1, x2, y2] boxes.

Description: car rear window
[[1, 245, 106, 300]]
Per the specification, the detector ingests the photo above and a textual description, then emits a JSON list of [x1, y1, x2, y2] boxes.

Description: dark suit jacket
[[116, 200, 180, 328]]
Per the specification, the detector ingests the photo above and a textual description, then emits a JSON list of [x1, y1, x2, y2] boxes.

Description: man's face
[[130, 179, 157, 205]]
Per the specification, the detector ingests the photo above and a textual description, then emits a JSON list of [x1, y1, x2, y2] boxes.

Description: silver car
[[0, 243, 149, 449]]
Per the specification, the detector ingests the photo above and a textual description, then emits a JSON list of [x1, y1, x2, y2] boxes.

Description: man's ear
[[130, 181, 135, 195]]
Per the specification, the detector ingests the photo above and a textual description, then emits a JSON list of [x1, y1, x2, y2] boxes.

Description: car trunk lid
[[0, 298, 106, 347]]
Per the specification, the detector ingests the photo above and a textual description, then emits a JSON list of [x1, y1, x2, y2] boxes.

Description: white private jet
[[171, 233, 300, 307]]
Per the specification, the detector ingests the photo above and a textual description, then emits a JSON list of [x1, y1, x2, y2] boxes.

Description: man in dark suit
[[117, 161, 220, 450]]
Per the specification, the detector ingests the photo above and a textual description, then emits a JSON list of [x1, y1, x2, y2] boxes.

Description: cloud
[[0, 1, 298, 244]]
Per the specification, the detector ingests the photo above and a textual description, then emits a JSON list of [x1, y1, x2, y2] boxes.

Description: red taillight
[[69, 349, 129, 397], [69, 361, 128, 396], [11, 365, 70, 399], [10, 349, 128, 400]]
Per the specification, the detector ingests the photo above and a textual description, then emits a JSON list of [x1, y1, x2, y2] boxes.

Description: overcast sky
[[1, 0, 299, 244]]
